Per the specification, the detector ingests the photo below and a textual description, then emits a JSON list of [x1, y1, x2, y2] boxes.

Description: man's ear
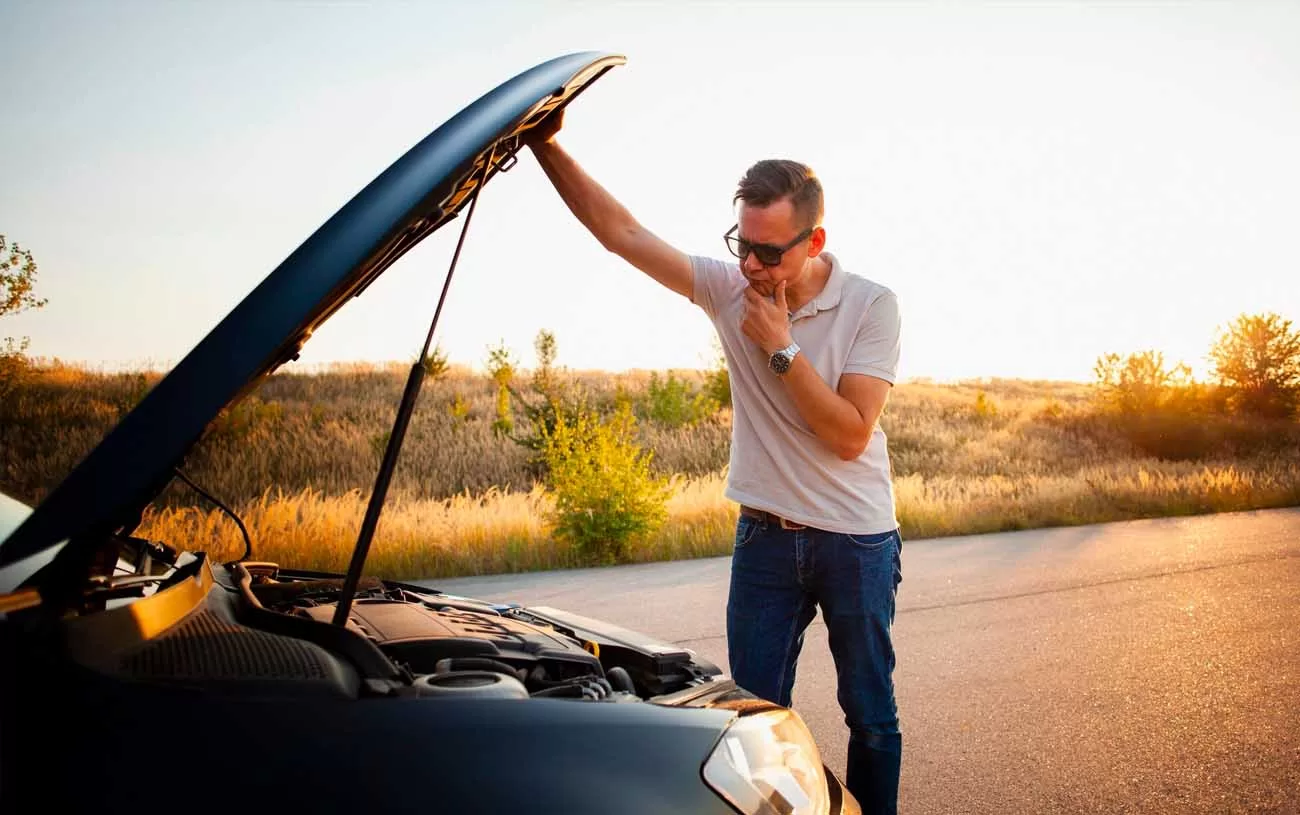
[[808, 226, 827, 256]]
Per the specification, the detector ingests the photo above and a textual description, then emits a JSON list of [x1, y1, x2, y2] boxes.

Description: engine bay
[[244, 566, 721, 702]]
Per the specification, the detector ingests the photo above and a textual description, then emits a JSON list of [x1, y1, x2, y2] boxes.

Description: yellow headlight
[[702, 709, 831, 815]]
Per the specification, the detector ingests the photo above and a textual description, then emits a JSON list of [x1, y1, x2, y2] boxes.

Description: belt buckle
[[778, 515, 805, 531]]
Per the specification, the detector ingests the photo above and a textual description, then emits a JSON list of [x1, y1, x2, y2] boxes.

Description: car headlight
[[702, 708, 831, 815]]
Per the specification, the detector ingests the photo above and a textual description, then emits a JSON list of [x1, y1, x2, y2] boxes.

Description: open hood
[[0, 51, 625, 572]]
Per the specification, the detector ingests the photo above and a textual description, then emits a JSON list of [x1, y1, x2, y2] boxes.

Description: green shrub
[[642, 371, 718, 427], [486, 341, 516, 437], [539, 400, 670, 564], [533, 329, 559, 400], [704, 341, 731, 409], [508, 379, 590, 479], [448, 392, 470, 423], [421, 345, 450, 380]]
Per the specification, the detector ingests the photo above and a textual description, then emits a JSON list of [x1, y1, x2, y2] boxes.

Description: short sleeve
[[689, 255, 735, 321], [843, 290, 901, 384]]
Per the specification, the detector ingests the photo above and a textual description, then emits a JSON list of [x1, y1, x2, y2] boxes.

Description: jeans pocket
[[845, 529, 896, 551], [735, 516, 762, 549]]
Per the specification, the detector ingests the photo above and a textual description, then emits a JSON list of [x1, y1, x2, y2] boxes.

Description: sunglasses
[[724, 224, 816, 267]]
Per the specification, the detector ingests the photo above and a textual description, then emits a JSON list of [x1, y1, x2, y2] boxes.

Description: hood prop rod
[[332, 151, 495, 628]]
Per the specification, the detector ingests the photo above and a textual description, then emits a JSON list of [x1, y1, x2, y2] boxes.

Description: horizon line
[[18, 355, 1096, 386]]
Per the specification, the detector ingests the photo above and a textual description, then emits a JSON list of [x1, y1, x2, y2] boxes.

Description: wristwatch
[[768, 341, 800, 376]]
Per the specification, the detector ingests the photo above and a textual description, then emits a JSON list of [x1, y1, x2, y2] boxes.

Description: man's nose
[[741, 251, 765, 273]]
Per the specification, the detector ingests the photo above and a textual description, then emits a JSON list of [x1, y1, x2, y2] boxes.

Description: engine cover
[[296, 599, 602, 680]]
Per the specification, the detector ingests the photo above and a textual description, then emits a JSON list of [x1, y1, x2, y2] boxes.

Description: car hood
[[0, 51, 625, 573]]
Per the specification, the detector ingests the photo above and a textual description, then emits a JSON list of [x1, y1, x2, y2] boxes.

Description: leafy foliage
[[421, 344, 450, 380], [1209, 312, 1300, 418], [1, 234, 48, 393], [448, 392, 470, 423], [485, 340, 517, 436], [703, 338, 731, 409], [538, 399, 671, 564], [1092, 350, 1196, 415], [533, 329, 558, 399], [641, 370, 718, 427], [0, 235, 45, 319]]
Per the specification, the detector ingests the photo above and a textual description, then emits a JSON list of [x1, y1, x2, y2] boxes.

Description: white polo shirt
[[690, 251, 902, 535]]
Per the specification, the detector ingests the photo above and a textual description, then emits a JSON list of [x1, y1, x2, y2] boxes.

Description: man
[[525, 111, 904, 814]]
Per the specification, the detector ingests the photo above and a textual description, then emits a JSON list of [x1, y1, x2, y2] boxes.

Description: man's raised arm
[[527, 114, 693, 300]]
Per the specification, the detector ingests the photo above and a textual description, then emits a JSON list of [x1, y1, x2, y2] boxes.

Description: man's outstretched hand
[[525, 108, 564, 148]]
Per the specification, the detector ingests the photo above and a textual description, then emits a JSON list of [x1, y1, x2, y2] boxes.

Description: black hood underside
[[0, 51, 625, 577]]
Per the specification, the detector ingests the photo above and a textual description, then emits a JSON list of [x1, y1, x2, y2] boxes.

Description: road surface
[[421, 508, 1300, 814]]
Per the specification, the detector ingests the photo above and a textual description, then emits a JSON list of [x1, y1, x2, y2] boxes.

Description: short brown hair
[[733, 159, 824, 230]]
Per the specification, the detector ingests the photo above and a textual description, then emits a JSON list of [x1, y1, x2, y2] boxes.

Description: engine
[[248, 575, 719, 701]]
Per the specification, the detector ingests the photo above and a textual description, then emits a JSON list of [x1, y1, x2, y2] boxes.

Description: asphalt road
[[421, 508, 1300, 814]]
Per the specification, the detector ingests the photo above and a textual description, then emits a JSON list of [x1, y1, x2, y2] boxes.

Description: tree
[[0, 235, 44, 321], [420, 344, 450, 380], [485, 340, 517, 436], [1209, 312, 1300, 418], [533, 329, 558, 398], [1092, 350, 1193, 415], [1, 234, 48, 389], [509, 329, 584, 476]]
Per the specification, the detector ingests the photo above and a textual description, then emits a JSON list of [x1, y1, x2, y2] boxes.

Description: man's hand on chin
[[741, 280, 794, 356]]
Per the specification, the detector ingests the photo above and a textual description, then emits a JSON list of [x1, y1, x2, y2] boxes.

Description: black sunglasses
[[724, 224, 816, 267]]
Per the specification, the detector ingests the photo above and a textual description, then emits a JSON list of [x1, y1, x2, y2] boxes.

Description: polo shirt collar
[[789, 251, 846, 321]]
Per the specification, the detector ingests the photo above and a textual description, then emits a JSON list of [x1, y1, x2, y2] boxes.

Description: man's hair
[[733, 159, 824, 231]]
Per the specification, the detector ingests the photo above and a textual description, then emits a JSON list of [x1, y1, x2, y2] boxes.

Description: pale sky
[[2, 0, 1298, 382]]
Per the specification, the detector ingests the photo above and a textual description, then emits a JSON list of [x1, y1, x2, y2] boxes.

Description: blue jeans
[[726, 514, 903, 814]]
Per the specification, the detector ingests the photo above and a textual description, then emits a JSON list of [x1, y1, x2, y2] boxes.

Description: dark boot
[[846, 734, 901, 815]]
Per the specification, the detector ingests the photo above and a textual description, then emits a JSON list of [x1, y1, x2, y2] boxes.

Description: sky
[[2, 0, 1298, 383]]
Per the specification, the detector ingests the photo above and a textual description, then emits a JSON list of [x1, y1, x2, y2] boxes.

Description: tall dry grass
[[4, 363, 1299, 580], [135, 461, 1300, 581], [0, 363, 731, 508], [138, 471, 741, 579]]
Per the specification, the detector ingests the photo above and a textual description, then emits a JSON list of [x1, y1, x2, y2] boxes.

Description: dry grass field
[[3, 362, 1297, 578]]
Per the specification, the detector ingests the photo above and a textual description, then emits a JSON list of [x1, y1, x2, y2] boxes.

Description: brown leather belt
[[740, 505, 807, 531]]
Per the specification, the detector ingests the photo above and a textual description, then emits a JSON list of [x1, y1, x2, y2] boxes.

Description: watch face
[[770, 351, 791, 375]]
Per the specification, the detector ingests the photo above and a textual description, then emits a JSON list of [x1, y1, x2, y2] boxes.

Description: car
[[0, 51, 857, 814]]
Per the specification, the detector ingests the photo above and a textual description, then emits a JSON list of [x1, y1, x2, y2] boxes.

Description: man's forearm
[[531, 140, 638, 254], [779, 355, 871, 461]]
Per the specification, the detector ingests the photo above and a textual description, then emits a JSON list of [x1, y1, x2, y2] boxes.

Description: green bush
[[539, 400, 671, 564], [421, 345, 450, 380], [642, 371, 718, 427], [703, 340, 731, 409], [448, 392, 470, 423], [508, 379, 590, 479], [486, 340, 516, 437]]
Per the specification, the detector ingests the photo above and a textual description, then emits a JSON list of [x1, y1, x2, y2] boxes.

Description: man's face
[[734, 198, 821, 298]]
